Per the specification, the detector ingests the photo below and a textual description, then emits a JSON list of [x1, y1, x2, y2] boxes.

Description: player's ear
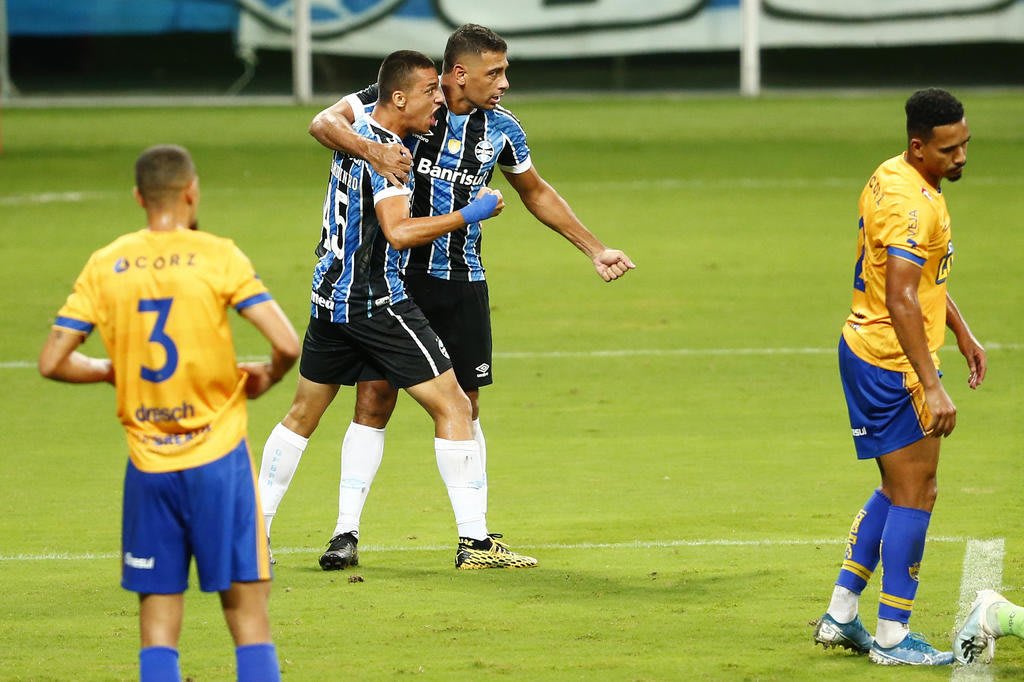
[[907, 137, 925, 161], [392, 89, 407, 110], [453, 63, 467, 85], [184, 176, 199, 205], [132, 187, 146, 209]]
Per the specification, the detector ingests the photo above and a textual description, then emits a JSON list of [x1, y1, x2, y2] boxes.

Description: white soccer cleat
[[954, 589, 1006, 665]]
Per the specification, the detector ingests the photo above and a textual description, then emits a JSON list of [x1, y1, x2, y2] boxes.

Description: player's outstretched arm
[[946, 293, 987, 389], [309, 98, 411, 186], [377, 188, 504, 251], [38, 329, 114, 384], [503, 166, 635, 282], [237, 299, 300, 399], [886, 257, 956, 437]]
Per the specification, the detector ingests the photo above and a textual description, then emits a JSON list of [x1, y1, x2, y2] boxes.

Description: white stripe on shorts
[[386, 306, 441, 377]]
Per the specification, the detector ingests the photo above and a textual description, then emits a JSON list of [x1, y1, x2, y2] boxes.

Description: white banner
[[237, 0, 1024, 58]]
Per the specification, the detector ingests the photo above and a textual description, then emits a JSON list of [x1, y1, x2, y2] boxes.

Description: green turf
[[1, 92, 1023, 680]]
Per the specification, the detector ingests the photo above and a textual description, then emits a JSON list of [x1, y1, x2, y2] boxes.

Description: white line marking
[[3, 343, 1021, 370], [0, 191, 110, 206], [3, 176, 1018, 207], [952, 538, 1004, 681], [561, 176, 1023, 192], [0, 535, 984, 563]]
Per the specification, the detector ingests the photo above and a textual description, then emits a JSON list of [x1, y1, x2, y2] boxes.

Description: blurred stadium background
[[2, 0, 1023, 103]]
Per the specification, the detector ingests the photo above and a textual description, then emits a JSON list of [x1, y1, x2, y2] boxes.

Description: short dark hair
[[905, 88, 964, 142], [135, 144, 195, 207], [378, 49, 436, 101], [442, 24, 507, 73]]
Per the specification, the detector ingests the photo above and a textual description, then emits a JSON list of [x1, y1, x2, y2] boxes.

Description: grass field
[[1, 91, 1023, 680]]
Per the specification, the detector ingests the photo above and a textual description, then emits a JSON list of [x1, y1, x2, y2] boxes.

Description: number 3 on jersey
[[138, 298, 178, 383]]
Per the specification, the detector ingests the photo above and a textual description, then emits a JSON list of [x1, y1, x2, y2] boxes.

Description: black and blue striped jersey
[[345, 83, 532, 282], [311, 116, 413, 323]]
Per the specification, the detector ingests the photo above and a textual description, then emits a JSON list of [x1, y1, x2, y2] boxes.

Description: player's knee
[[282, 403, 320, 437], [353, 381, 398, 427], [444, 388, 472, 423], [427, 388, 471, 429]]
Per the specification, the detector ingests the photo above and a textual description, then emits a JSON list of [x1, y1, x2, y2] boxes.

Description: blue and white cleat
[[954, 589, 1004, 664], [869, 632, 953, 666], [813, 613, 874, 654]]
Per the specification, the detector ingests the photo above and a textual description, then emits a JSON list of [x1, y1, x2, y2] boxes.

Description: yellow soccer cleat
[[455, 534, 537, 570]]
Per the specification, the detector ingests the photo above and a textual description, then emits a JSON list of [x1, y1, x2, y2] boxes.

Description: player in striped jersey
[[812, 89, 986, 666], [258, 24, 634, 571], [38, 145, 300, 682], [260, 50, 536, 571]]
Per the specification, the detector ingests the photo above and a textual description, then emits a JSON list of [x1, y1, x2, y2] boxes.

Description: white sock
[[334, 422, 385, 538], [434, 438, 487, 540], [473, 418, 488, 515], [258, 423, 309, 535], [875, 618, 910, 648], [826, 585, 859, 623]]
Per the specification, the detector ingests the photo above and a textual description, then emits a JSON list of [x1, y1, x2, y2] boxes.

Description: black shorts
[[404, 273, 493, 390], [298, 299, 452, 389]]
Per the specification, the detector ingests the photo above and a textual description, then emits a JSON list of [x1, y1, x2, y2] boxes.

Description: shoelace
[[902, 633, 937, 652]]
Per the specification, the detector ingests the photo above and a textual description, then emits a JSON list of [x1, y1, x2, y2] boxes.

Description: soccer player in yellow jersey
[[812, 89, 987, 666], [38, 145, 300, 682]]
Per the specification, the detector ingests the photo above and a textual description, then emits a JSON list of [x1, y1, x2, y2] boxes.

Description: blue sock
[[237, 643, 280, 682], [878, 505, 931, 622], [139, 646, 180, 682], [836, 489, 891, 594]]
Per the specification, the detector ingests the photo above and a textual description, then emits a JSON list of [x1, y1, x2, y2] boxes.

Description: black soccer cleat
[[319, 532, 359, 570]]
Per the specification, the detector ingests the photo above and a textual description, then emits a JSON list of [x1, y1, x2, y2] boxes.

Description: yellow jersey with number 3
[[52, 228, 271, 473], [842, 154, 954, 373]]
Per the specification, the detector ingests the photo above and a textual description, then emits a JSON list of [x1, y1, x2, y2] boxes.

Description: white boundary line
[[0, 191, 111, 206], [0, 534, 987, 563], [560, 176, 1023, 192], [952, 538, 1005, 681], [2, 176, 1020, 206], [2, 343, 1021, 370]]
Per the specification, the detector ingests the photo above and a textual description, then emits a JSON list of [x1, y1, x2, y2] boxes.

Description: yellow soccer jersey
[[843, 154, 954, 373], [53, 228, 271, 473]]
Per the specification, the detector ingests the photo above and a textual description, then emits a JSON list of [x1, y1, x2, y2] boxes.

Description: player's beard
[[189, 219, 199, 230]]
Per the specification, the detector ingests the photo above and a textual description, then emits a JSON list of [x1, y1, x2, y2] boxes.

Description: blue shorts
[[838, 336, 935, 459], [121, 439, 271, 594]]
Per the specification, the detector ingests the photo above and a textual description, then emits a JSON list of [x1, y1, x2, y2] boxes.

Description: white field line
[[561, 176, 1022, 192], [2, 342, 1021, 370], [0, 191, 111, 206], [951, 538, 1005, 682], [2, 176, 1020, 206], [0, 535, 986, 563]]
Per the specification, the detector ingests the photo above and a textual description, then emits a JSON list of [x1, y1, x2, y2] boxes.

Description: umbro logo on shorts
[[475, 363, 490, 377], [437, 338, 450, 359], [124, 552, 155, 570]]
